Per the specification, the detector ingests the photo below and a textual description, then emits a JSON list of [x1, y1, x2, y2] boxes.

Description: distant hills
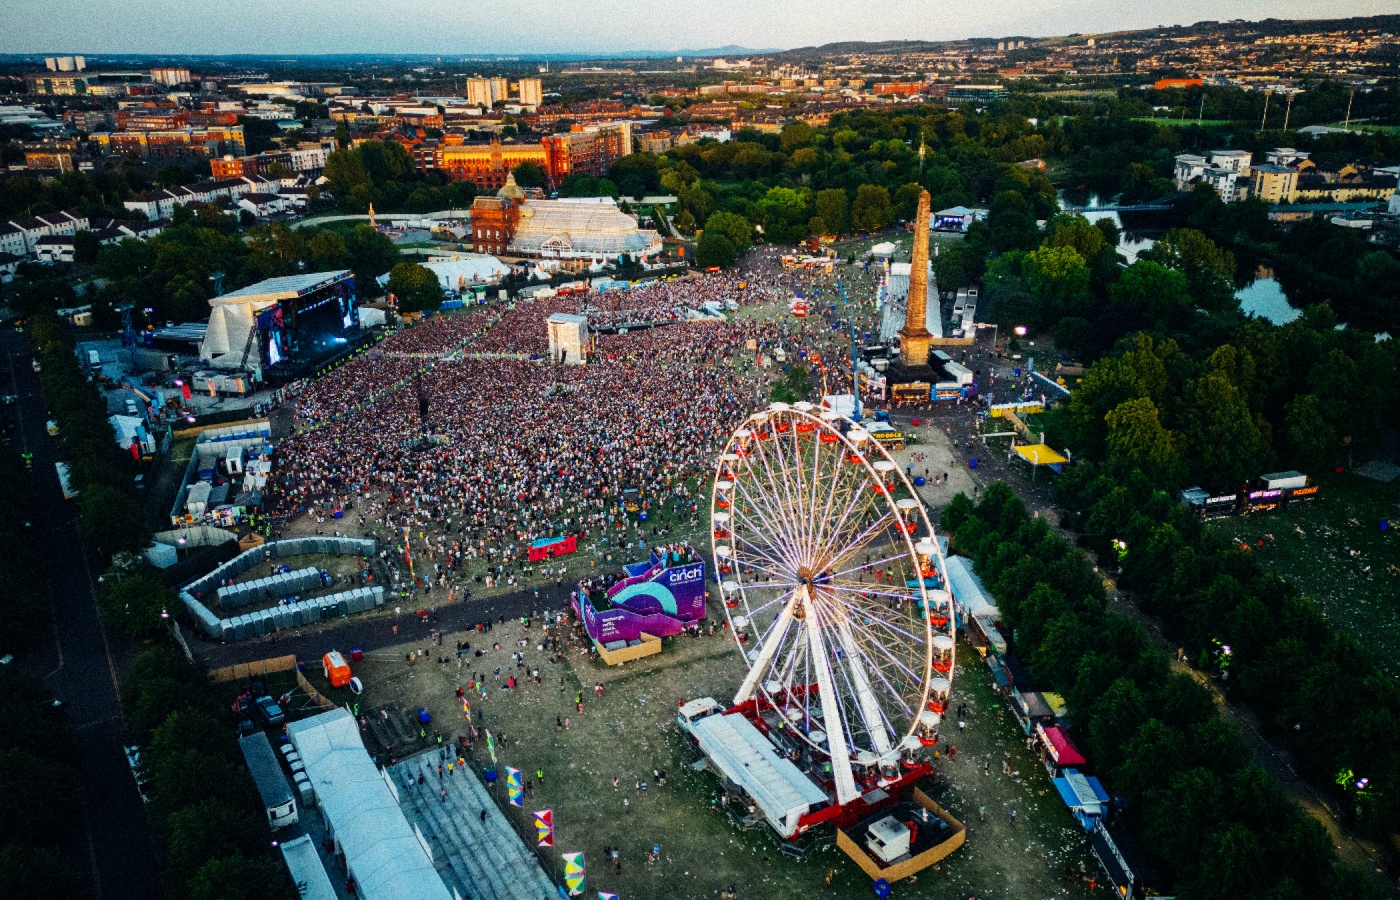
[[764, 14, 1400, 61]]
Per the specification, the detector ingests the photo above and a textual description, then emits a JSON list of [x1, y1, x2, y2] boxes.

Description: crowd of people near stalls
[[267, 257, 897, 603]]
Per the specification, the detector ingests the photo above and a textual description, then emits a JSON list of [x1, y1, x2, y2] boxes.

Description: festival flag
[[533, 809, 554, 848], [597, 893, 619, 900], [506, 766, 523, 807], [562, 852, 586, 896], [485, 730, 497, 766]]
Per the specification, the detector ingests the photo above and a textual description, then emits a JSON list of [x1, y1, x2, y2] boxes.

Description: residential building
[[150, 67, 192, 86], [635, 130, 674, 154], [1250, 164, 1300, 203], [0, 253, 21, 284], [0, 225, 28, 259], [89, 125, 245, 159], [210, 141, 337, 179], [516, 77, 543, 106], [466, 76, 509, 108], [5, 211, 88, 255], [1207, 149, 1252, 172], [1174, 150, 1253, 201], [238, 193, 291, 219]]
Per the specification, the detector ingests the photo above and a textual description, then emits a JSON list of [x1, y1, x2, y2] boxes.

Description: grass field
[[355, 625, 1101, 900], [1130, 117, 1244, 128], [1217, 471, 1400, 678]]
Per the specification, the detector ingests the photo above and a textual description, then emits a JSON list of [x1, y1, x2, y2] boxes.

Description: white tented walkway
[[389, 757, 556, 900]]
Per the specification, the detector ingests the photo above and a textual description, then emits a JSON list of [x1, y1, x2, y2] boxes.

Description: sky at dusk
[[2, 0, 1395, 56]]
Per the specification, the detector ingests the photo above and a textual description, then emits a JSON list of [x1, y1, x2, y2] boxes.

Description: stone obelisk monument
[[899, 189, 934, 368]]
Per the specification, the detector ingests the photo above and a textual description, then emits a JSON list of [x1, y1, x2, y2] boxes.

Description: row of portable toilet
[[187, 537, 377, 600], [217, 567, 324, 611], [217, 586, 384, 643], [264, 536, 376, 559], [181, 590, 223, 637]]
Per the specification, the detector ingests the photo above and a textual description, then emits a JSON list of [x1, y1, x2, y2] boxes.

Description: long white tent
[[690, 711, 828, 838], [287, 709, 452, 900]]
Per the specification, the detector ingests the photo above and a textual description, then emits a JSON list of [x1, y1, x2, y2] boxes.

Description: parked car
[[254, 695, 286, 727]]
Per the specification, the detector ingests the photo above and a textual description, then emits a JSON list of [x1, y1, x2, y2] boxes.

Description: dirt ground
[[351, 623, 1103, 900]]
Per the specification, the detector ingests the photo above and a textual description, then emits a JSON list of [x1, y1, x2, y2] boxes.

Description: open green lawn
[[1131, 118, 1244, 128], [356, 630, 1101, 900], [1215, 471, 1400, 678]]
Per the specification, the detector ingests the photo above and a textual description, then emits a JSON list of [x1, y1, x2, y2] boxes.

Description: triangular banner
[[562, 851, 586, 896], [533, 809, 554, 847], [506, 766, 523, 807]]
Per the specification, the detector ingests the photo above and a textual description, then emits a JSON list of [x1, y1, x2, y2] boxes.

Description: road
[[4, 330, 164, 900]]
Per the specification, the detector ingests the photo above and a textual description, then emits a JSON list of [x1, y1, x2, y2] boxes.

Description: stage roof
[[215, 270, 352, 307], [1013, 444, 1069, 466]]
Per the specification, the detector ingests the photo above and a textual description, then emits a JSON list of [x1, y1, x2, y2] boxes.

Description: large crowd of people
[[269, 259, 891, 602]]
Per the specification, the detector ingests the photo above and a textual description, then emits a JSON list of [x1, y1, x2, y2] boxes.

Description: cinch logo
[[667, 566, 704, 584]]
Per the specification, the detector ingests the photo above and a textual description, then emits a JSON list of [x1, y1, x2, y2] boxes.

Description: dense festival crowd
[[269, 260, 888, 598]]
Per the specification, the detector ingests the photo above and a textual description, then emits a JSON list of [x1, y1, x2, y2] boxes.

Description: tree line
[[942, 485, 1387, 900]]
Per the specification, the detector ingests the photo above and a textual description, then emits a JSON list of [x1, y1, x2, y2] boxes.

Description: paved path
[[5, 331, 164, 900], [190, 581, 571, 671]]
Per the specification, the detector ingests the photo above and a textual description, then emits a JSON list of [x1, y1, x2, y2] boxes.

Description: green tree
[[0, 845, 88, 900], [1022, 244, 1091, 319], [814, 188, 848, 236], [1281, 393, 1337, 472], [754, 186, 811, 244], [72, 230, 102, 265], [97, 572, 174, 639], [1143, 227, 1237, 311], [1109, 260, 1191, 322], [1186, 370, 1270, 489], [386, 262, 442, 313], [778, 122, 815, 153], [511, 160, 549, 189], [703, 212, 753, 251], [186, 851, 295, 900], [850, 184, 893, 232], [770, 364, 814, 404], [1105, 398, 1180, 484], [77, 486, 150, 558], [694, 229, 738, 269], [323, 148, 369, 198]]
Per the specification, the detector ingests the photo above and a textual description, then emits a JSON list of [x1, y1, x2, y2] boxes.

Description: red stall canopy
[[1039, 724, 1086, 767]]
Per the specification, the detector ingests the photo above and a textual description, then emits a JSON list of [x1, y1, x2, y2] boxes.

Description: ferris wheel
[[710, 402, 956, 806]]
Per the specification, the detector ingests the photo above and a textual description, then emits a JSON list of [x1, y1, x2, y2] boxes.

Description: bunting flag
[[562, 852, 586, 896], [598, 893, 619, 900], [533, 809, 554, 847], [506, 766, 523, 807], [485, 730, 497, 766]]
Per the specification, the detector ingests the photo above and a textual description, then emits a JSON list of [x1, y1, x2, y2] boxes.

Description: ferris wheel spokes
[[804, 591, 861, 805]]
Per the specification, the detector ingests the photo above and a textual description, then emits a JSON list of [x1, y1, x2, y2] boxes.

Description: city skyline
[[2, 0, 1396, 56]]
